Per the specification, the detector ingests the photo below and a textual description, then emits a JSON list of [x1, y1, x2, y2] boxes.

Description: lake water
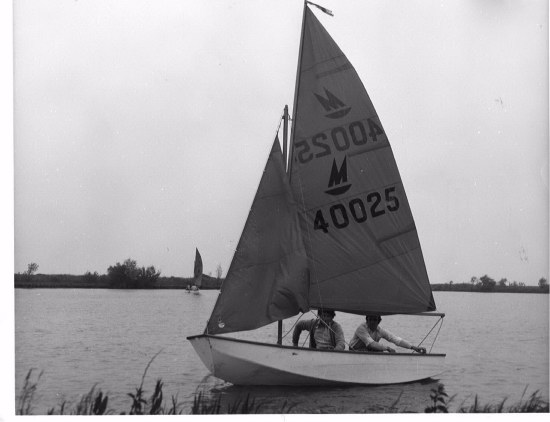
[[14, 289, 549, 414]]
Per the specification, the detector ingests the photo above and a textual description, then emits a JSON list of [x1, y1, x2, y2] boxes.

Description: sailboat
[[187, 1, 445, 386], [191, 248, 203, 294]]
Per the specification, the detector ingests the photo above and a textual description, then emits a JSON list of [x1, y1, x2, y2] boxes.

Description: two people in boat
[[292, 310, 426, 354]]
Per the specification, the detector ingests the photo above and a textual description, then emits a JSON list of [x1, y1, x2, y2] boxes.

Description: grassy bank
[[16, 367, 549, 415], [15, 274, 548, 293], [431, 282, 548, 294], [14, 273, 223, 289]]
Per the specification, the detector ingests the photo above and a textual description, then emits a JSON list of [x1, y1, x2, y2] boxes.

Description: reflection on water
[[15, 289, 549, 413]]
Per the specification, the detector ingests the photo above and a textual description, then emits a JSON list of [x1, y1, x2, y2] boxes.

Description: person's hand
[[412, 346, 426, 354], [386, 346, 396, 353]]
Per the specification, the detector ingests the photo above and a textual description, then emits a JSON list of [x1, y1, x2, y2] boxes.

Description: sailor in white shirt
[[349, 314, 426, 353]]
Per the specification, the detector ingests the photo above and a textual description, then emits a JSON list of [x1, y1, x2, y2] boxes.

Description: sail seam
[[347, 142, 390, 157], [311, 244, 423, 286], [376, 224, 417, 244], [299, 54, 347, 74], [315, 62, 353, 79]]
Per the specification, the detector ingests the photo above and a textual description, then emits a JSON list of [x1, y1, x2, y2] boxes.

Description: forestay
[[289, 7, 435, 315]]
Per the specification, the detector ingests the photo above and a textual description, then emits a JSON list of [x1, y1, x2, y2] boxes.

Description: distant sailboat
[[188, 1, 445, 385], [192, 248, 203, 294]]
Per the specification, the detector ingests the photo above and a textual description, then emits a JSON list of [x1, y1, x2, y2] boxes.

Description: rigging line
[[281, 313, 307, 340], [312, 310, 353, 350], [274, 111, 285, 138], [301, 310, 318, 347], [429, 318, 444, 354], [417, 316, 441, 347], [417, 316, 444, 352]]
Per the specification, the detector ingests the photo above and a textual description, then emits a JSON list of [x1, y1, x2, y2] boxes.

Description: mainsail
[[206, 136, 309, 334], [193, 248, 203, 288], [289, 7, 435, 315], [204, 5, 435, 336]]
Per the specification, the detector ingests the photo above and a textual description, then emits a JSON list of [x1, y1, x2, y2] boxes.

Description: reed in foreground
[[457, 388, 549, 413], [17, 370, 549, 414]]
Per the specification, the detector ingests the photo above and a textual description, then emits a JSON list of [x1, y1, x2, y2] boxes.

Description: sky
[[10, 0, 549, 285]]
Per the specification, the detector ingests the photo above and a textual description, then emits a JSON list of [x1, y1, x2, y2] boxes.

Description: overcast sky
[[12, 0, 548, 285]]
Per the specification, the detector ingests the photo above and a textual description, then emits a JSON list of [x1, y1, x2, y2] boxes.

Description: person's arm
[[292, 319, 313, 347], [332, 322, 346, 351], [355, 324, 389, 351], [368, 341, 395, 353], [356, 326, 395, 352], [379, 327, 426, 353]]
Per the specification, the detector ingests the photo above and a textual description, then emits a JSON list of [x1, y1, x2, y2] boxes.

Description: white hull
[[187, 334, 445, 386]]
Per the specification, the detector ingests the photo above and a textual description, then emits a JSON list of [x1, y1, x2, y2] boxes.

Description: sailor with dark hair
[[292, 309, 345, 350], [349, 314, 426, 353]]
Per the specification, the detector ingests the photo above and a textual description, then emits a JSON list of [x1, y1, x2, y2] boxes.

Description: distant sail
[[193, 248, 203, 288], [206, 136, 309, 334], [289, 8, 435, 315]]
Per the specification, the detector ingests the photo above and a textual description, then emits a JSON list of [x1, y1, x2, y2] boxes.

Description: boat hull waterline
[[187, 334, 446, 386]]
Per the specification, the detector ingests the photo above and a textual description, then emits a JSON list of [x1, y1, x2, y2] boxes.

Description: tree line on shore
[[432, 274, 548, 293], [15, 261, 548, 293], [14, 259, 223, 290]]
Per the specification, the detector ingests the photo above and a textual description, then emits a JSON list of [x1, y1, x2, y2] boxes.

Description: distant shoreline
[[431, 282, 548, 294], [14, 273, 223, 290], [13, 275, 548, 293]]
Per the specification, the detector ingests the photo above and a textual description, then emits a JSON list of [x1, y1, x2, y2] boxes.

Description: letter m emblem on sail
[[325, 157, 351, 196], [314, 88, 351, 119]]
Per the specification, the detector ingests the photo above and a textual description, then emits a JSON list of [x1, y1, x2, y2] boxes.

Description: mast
[[276, 0, 307, 345], [277, 104, 290, 345], [282, 105, 289, 171], [276, 0, 308, 345], [287, 1, 308, 182]]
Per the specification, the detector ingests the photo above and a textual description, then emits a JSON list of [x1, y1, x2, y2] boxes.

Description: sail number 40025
[[313, 187, 399, 233]]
